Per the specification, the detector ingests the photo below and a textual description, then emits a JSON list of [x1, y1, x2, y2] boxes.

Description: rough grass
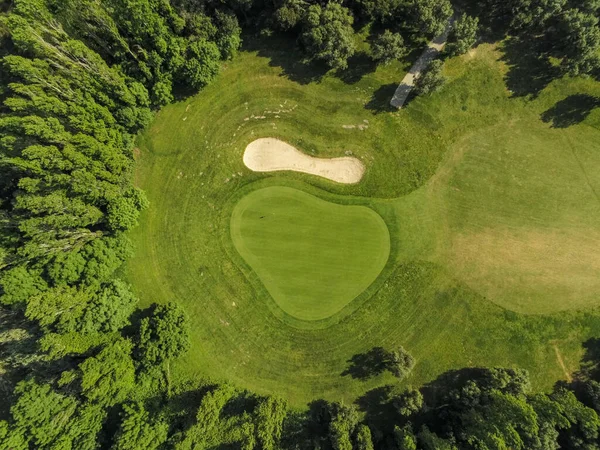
[[230, 186, 390, 322], [126, 35, 600, 406]]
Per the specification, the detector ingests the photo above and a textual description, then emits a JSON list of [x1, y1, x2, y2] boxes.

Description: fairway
[[126, 36, 600, 405], [231, 186, 390, 321]]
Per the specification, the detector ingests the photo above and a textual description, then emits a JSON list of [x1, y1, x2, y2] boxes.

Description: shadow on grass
[[541, 94, 600, 128], [243, 34, 329, 85], [341, 346, 391, 380], [365, 83, 398, 113], [501, 36, 561, 98], [576, 338, 600, 381], [356, 385, 398, 437], [334, 51, 378, 84]]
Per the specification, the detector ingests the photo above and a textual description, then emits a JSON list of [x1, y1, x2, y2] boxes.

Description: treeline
[[7, 349, 600, 449], [0, 0, 239, 446], [1, 0, 600, 448]]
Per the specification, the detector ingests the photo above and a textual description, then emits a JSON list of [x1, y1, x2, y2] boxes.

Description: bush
[[388, 346, 415, 379], [446, 13, 479, 57], [414, 59, 446, 95], [371, 30, 405, 65]]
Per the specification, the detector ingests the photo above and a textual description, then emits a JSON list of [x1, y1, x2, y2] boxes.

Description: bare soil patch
[[243, 138, 365, 184]]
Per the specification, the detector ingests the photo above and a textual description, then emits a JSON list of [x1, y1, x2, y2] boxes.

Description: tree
[[412, 0, 453, 37], [214, 11, 242, 60], [553, 8, 600, 76], [393, 388, 424, 416], [8, 379, 104, 449], [414, 59, 446, 95], [274, 0, 307, 30], [0, 266, 47, 305], [417, 426, 457, 450], [355, 424, 374, 450], [136, 302, 190, 368], [371, 30, 405, 65], [256, 396, 288, 450], [301, 3, 356, 70], [79, 280, 138, 334], [176, 385, 236, 448], [394, 424, 417, 450], [79, 339, 136, 406], [25, 285, 88, 333], [106, 188, 149, 232], [181, 39, 221, 90], [445, 13, 479, 56], [328, 402, 359, 450], [111, 402, 168, 450], [353, 0, 403, 23], [510, 0, 566, 31], [388, 346, 416, 379]]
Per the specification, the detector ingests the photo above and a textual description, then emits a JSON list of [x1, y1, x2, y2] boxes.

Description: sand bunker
[[243, 138, 365, 184]]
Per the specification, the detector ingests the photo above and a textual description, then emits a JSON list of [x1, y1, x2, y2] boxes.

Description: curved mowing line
[[230, 186, 391, 321]]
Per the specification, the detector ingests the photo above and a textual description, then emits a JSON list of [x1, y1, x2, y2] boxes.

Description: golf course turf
[[230, 186, 390, 321], [126, 34, 600, 405]]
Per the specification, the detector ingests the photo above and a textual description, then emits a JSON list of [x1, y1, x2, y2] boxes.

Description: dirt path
[[243, 138, 365, 184], [552, 343, 573, 383], [390, 19, 454, 109]]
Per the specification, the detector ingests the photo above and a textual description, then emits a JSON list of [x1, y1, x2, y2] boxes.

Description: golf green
[[230, 186, 390, 321]]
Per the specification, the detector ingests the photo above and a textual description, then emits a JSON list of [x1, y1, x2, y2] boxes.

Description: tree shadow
[[355, 385, 398, 437], [501, 35, 561, 98], [334, 51, 378, 84], [243, 34, 329, 85], [341, 346, 391, 380], [541, 94, 600, 128], [365, 83, 398, 113], [576, 338, 600, 381], [420, 367, 490, 406]]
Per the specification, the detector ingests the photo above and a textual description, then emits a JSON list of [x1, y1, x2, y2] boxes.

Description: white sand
[[243, 138, 365, 184]]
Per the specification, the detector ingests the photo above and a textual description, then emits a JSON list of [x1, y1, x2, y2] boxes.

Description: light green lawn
[[126, 35, 600, 406], [230, 186, 390, 322]]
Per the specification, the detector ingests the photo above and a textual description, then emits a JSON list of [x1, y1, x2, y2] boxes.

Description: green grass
[[126, 35, 600, 406], [230, 186, 390, 322]]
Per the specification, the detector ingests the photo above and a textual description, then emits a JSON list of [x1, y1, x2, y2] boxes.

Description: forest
[[1, 0, 600, 448]]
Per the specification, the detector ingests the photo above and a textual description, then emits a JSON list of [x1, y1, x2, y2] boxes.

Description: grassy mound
[[231, 186, 390, 321], [126, 35, 600, 405]]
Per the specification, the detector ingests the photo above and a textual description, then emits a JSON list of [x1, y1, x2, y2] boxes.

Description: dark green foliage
[[274, 0, 307, 30], [510, 0, 566, 30], [300, 3, 356, 70], [414, 59, 446, 95], [80, 280, 137, 333], [446, 13, 479, 56], [417, 426, 456, 449], [256, 396, 288, 450], [388, 345, 416, 379], [136, 302, 190, 368], [371, 30, 405, 65], [553, 8, 600, 76], [394, 424, 417, 450], [352, 0, 403, 23], [355, 424, 374, 450], [78, 339, 136, 406], [2, 1, 600, 449], [182, 39, 222, 90], [6, 379, 105, 449], [214, 11, 242, 60], [49, 0, 238, 104], [0, 266, 47, 305], [412, 0, 453, 37], [393, 387, 424, 416], [111, 401, 169, 450], [328, 402, 359, 450], [175, 385, 236, 448]]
